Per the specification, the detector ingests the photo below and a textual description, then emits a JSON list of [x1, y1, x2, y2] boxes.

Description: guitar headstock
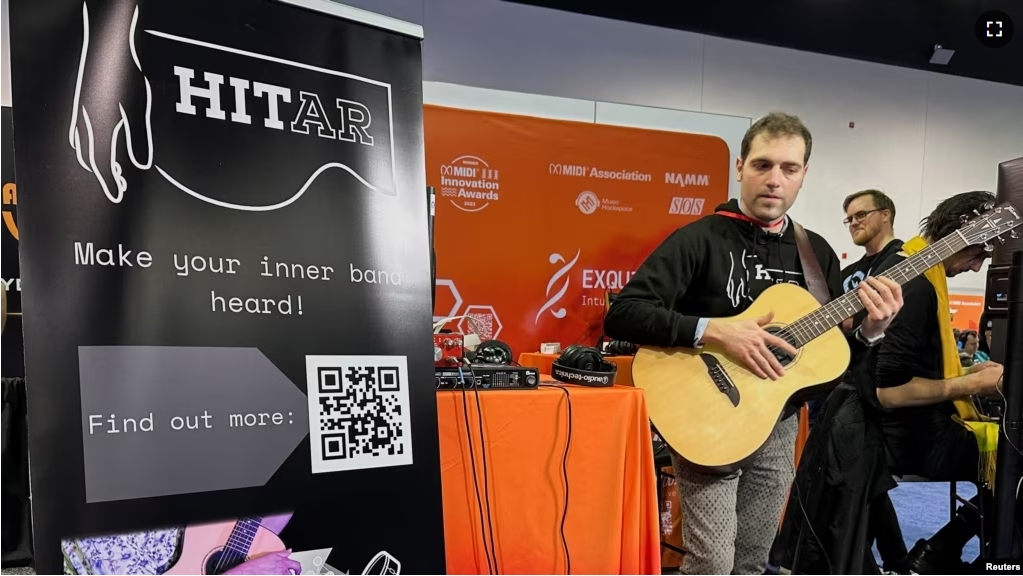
[[958, 202, 1022, 251]]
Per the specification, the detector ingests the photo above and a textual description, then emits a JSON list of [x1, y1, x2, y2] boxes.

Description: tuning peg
[[1011, 230, 1020, 239], [973, 209, 982, 216], [984, 242, 994, 252], [960, 214, 970, 224], [982, 201, 995, 211], [998, 236, 1006, 244]]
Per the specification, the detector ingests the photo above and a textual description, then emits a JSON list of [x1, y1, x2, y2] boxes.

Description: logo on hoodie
[[725, 249, 756, 308]]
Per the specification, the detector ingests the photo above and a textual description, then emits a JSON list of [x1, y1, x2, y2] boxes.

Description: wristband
[[855, 325, 884, 347]]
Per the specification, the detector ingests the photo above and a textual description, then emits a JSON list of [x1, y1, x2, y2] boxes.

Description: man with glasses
[[841, 189, 903, 304]]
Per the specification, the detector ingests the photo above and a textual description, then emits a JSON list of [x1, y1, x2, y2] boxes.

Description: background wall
[[4, 0, 1022, 292], [340, 0, 1023, 293]]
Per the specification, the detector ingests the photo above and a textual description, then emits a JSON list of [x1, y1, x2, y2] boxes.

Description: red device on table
[[433, 333, 465, 367]]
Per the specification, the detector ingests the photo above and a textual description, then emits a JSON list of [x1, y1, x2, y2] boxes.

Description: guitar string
[[712, 234, 961, 376]]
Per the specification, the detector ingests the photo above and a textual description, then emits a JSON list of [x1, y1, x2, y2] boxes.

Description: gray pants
[[671, 415, 798, 575]]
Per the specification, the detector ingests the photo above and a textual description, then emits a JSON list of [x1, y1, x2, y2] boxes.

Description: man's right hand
[[969, 362, 1004, 396], [703, 313, 799, 380]]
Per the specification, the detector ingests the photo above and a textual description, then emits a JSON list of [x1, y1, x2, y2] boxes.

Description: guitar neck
[[784, 232, 967, 347], [224, 516, 263, 557]]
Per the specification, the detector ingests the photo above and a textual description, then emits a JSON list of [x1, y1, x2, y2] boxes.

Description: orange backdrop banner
[[426, 105, 731, 356], [949, 294, 985, 331]]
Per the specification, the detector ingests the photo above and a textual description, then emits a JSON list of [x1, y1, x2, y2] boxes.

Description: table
[[437, 383, 659, 575], [518, 353, 635, 386]]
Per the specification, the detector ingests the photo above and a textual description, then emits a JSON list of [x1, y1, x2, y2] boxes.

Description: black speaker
[[992, 250, 1023, 559], [993, 157, 1023, 266]]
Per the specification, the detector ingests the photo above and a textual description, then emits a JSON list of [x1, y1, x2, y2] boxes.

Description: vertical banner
[[2, 104, 23, 377], [8, 0, 444, 574], [425, 105, 731, 357]]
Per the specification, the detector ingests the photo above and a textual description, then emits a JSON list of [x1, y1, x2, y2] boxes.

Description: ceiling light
[[930, 44, 955, 65]]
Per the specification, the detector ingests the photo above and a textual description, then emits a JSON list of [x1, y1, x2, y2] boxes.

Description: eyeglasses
[[843, 209, 883, 226]]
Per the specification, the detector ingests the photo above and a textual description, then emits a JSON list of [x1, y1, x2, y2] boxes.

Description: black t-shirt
[[840, 239, 904, 330], [853, 253, 960, 472]]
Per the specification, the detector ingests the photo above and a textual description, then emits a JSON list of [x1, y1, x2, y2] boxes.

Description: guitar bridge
[[699, 353, 740, 407]]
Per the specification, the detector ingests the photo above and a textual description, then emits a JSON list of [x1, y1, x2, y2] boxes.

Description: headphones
[[551, 345, 617, 387], [472, 340, 514, 365]]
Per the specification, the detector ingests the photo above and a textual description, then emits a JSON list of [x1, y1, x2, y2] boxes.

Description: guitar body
[[164, 519, 286, 575], [632, 283, 850, 474]]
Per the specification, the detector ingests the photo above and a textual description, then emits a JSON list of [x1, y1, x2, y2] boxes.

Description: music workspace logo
[[68, 1, 396, 212]]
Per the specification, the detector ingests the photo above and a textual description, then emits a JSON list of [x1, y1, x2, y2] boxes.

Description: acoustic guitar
[[164, 516, 287, 575], [632, 202, 1022, 474]]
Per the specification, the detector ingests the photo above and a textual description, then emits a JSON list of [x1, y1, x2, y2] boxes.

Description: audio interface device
[[435, 365, 539, 390]]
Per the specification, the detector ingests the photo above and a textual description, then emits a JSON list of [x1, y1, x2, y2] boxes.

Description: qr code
[[468, 313, 494, 340], [306, 355, 413, 474]]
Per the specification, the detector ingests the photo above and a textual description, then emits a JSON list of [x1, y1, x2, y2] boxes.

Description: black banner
[[8, 0, 443, 573], [2, 105, 24, 378]]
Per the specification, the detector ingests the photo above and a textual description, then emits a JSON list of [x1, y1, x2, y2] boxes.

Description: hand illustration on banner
[[535, 249, 580, 324], [68, 1, 153, 205], [68, 0, 397, 212]]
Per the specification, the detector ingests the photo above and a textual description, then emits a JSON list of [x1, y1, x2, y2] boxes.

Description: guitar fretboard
[[224, 516, 263, 556], [779, 232, 967, 348]]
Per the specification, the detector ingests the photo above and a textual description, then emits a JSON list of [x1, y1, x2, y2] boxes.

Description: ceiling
[[508, 0, 1022, 87]]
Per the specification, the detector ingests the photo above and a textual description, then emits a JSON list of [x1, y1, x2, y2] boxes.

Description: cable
[[465, 362, 499, 574], [790, 454, 834, 575], [459, 366, 494, 575], [996, 377, 1023, 457], [541, 384, 573, 575]]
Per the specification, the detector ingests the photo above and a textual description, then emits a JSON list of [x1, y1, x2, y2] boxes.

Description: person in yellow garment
[[855, 190, 1005, 573]]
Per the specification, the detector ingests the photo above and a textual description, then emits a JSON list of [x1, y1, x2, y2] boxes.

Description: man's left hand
[[858, 276, 903, 340]]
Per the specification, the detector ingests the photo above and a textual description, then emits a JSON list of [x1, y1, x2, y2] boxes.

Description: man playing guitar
[[604, 112, 903, 574]]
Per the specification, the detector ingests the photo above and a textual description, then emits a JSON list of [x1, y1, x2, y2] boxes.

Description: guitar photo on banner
[[61, 512, 401, 575]]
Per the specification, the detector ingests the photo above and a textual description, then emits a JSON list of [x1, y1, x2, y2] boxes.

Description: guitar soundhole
[[764, 326, 797, 367], [204, 549, 245, 575]]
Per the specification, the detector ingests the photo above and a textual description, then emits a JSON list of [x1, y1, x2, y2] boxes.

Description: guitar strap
[[792, 222, 831, 306]]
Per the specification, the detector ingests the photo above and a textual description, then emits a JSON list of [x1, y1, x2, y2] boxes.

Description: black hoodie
[[605, 198, 846, 349]]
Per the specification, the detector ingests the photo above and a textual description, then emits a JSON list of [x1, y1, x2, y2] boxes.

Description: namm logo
[[665, 172, 710, 187], [439, 156, 500, 213], [68, 2, 395, 212]]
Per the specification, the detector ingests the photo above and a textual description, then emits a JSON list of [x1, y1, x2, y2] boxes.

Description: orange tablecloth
[[438, 384, 659, 575], [518, 353, 635, 386]]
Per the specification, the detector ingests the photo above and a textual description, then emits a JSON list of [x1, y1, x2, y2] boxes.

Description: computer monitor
[[993, 156, 1023, 266]]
